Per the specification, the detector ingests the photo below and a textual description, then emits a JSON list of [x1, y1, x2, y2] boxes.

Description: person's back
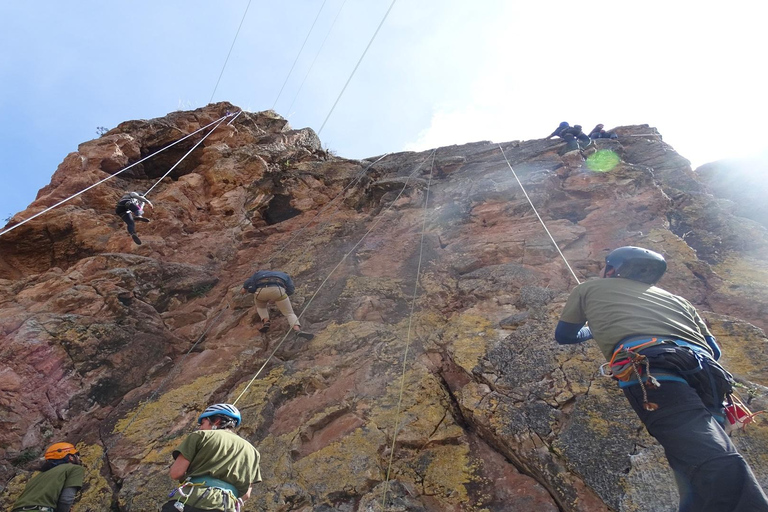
[[163, 403, 261, 512], [560, 277, 711, 360], [12, 443, 84, 512], [178, 430, 260, 497]]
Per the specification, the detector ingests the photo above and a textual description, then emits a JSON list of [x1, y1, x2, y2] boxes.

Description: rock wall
[[1, 103, 768, 511]]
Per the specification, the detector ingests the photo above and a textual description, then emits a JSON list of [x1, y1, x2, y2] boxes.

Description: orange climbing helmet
[[44, 442, 78, 460]]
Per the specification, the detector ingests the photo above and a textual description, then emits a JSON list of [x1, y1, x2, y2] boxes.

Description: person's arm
[[242, 485, 253, 500], [555, 320, 593, 345], [55, 487, 79, 512], [705, 335, 721, 360], [283, 274, 295, 296], [169, 453, 191, 480]]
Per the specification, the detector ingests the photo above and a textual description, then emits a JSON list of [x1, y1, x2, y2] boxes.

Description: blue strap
[[186, 476, 239, 498]]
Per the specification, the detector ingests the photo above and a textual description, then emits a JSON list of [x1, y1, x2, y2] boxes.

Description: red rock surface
[[1, 104, 767, 511]]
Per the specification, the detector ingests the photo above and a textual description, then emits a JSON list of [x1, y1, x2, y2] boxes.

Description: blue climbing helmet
[[198, 403, 242, 427], [604, 246, 667, 285]]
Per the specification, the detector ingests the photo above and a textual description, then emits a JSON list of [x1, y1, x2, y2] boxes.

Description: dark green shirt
[[559, 277, 713, 360], [12, 463, 83, 510], [172, 430, 261, 511]]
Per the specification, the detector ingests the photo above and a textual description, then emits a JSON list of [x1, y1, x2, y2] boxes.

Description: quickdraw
[[601, 338, 664, 411]]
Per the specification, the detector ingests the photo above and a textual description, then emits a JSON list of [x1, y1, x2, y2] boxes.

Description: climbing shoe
[[135, 216, 151, 223], [296, 331, 315, 341], [131, 234, 142, 245], [258, 321, 270, 333]]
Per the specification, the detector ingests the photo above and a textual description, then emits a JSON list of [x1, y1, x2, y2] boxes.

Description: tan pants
[[254, 286, 299, 328]]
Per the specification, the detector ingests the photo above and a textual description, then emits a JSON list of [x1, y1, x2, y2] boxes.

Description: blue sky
[[1, 1, 766, 221]]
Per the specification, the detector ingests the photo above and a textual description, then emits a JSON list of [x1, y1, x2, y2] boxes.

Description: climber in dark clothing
[[242, 270, 314, 340], [547, 122, 570, 139], [555, 246, 768, 512], [115, 192, 152, 245], [560, 124, 591, 148], [588, 124, 604, 139]]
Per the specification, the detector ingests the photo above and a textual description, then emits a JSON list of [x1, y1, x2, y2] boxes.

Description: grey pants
[[254, 286, 299, 328]]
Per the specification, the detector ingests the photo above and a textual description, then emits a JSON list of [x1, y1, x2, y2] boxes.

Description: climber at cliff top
[[555, 246, 768, 512], [115, 191, 152, 245], [162, 403, 261, 512], [12, 442, 84, 512], [242, 270, 314, 340], [547, 121, 570, 139]]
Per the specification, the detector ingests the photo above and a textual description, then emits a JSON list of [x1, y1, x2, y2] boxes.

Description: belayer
[[163, 403, 262, 512], [115, 191, 152, 245], [242, 270, 314, 340], [555, 246, 768, 512], [11, 442, 84, 512]]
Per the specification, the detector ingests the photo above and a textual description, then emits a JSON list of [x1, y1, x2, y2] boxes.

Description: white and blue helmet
[[198, 403, 242, 427]]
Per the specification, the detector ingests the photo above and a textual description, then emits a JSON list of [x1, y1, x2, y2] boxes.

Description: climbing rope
[[272, 0, 330, 110], [381, 150, 436, 508], [144, 114, 231, 197], [317, 0, 399, 135], [209, 0, 254, 104], [497, 144, 581, 285], [285, 0, 349, 116], [232, 150, 435, 406], [0, 115, 230, 238], [263, 152, 391, 267]]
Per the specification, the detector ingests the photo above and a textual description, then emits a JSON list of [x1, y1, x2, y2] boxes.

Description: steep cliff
[[1, 103, 767, 511]]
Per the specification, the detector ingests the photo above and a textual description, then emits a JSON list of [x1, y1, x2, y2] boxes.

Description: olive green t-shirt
[[172, 430, 261, 511], [559, 277, 713, 360], [12, 463, 84, 510]]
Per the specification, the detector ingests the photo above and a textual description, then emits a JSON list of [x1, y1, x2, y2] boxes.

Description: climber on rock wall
[[162, 404, 262, 512], [547, 121, 570, 139], [12, 442, 84, 512], [115, 191, 152, 245], [554, 246, 768, 512], [242, 270, 314, 340]]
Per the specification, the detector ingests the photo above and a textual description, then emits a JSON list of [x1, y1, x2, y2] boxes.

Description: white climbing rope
[[144, 114, 231, 197], [232, 150, 435, 406], [381, 150, 436, 508], [272, 0, 331, 110], [317, 0, 399, 135], [285, 0, 349, 116], [263, 152, 392, 266], [0, 115, 230, 238], [209, 0, 254, 104], [497, 144, 581, 285]]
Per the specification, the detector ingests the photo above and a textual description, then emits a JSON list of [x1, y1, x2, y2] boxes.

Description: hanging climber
[[547, 121, 570, 139], [162, 404, 262, 512], [11, 442, 84, 512], [555, 246, 768, 512], [242, 270, 314, 340], [115, 191, 152, 245]]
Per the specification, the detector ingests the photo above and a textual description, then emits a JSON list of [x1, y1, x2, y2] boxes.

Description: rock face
[[1, 104, 768, 511]]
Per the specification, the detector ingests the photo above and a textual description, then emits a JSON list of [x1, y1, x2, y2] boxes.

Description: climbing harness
[[169, 478, 242, 512], [602, 338, 667, 410]]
